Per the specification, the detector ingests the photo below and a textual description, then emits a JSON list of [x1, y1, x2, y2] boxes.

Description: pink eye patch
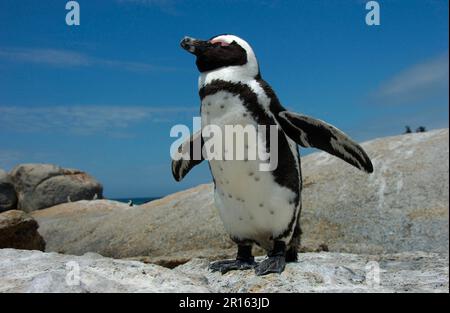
[[210, 39, 230, 46]]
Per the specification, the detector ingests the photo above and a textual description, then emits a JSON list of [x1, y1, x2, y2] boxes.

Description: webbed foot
[[254, 255, 286, 276], [209, 259, 256, 274]]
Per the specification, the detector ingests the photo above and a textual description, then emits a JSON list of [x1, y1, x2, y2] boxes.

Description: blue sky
[[0, 0, 448, 198]]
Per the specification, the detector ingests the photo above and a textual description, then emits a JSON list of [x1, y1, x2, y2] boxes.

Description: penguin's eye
[[210, 39, 230, 47]]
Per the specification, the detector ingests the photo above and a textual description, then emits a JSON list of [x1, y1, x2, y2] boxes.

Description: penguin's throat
[[199, 63, 259, 89]]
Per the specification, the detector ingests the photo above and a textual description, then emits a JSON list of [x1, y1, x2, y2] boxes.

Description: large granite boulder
[[10, 164, 103, 212], [0, 169, 17, 212], [301, 128, 449, 254], [0, 249, 447, 293], [33, 192, 234, 264], [32, 129, 449, 263], [0, 210, 45, 250]]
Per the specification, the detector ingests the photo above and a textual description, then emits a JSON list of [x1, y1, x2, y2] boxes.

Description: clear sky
[[0, 0, 448, 198]]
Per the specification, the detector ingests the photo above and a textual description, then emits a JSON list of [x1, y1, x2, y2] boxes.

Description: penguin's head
[[180, 34, 259, 77]]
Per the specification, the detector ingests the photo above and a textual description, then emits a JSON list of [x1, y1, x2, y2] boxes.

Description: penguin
[[172, 34, 373, 276]]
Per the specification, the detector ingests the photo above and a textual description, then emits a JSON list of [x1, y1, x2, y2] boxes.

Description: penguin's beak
[[180, 36, 210, 56]]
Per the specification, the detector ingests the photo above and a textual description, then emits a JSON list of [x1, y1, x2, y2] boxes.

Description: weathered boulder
[[0, 249, 208, 293], [301, 128, 449, 254], [33, 192, 235, 262], [0, 169, 17, 212], [0, 210, 45, 250], [10, 164, 103, 212], [33, 129, 449, 262], [0, 249, 447, 293]]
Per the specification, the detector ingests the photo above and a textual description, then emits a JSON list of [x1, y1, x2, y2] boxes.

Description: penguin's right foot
[[209, 259, 257, 274]]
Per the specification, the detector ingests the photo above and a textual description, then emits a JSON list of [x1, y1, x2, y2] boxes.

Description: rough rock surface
[[10, 164, 103, 212], [33, 129, 449, 261], [0, 169, 17, 212], [33, 192, 234, 262], [0, 249, 447, 293], [0, 249, 208, 293], [301, 128, 449, 254], [0, 210, 45, 250]]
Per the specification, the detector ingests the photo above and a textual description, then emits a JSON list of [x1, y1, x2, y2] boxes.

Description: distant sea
[[112, 197, 160, 205]]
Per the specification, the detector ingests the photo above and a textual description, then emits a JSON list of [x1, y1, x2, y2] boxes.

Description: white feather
[[197, 35, 302, 249], [201, 91, 298, 249]]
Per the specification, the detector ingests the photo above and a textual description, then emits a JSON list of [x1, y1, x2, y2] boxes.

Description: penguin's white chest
[[201, 91, 297, 248]]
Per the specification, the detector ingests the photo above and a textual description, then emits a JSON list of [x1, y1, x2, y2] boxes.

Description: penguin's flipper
[[278, 111, 373, 173], [171, 130, 204, 181]]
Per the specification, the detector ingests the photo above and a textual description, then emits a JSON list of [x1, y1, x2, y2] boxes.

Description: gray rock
[[33, 192, 235, 261], [0, 210, 45, 251], [300, 128, 449, 254], [0, 249, 447, 293], [0, 249, 209, 293], [177, 251, 449, 293], [0, 169, 17, 212], [10, 164, 103, 212], [32, 129, 449, 262]]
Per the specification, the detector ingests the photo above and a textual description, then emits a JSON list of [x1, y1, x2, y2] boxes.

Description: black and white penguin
[[172, 34, 373, 276]]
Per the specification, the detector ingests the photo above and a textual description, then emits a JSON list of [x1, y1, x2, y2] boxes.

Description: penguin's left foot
[[255, 240, 287, 275], [209, 259, 257, 274], [255, 255, 286, 276]]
